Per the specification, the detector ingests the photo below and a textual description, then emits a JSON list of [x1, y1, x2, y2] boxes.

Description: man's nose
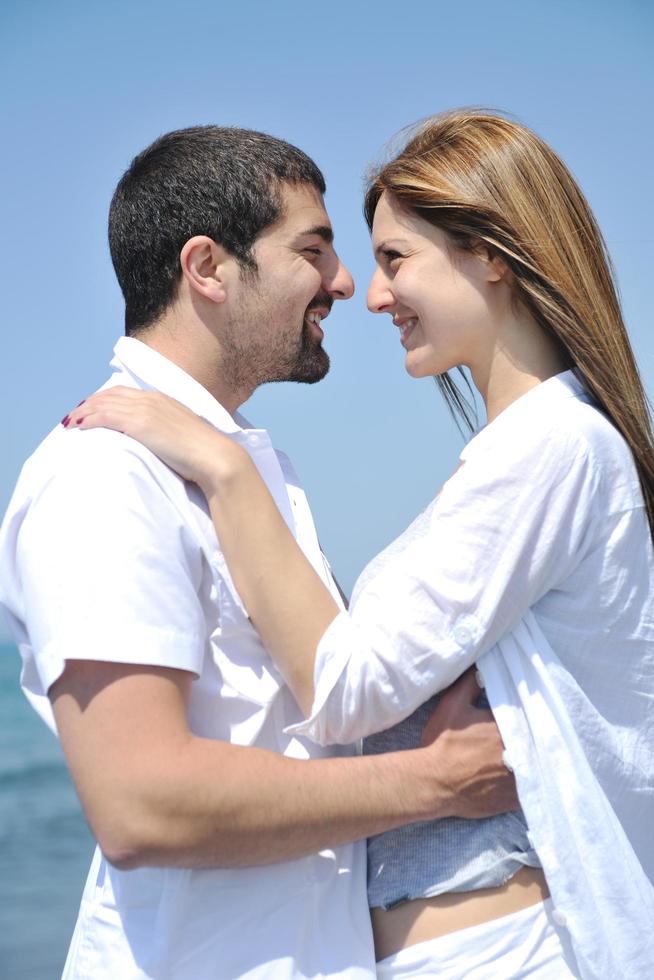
[[366, 268, 392, 313], [326, 257, 355, 301]]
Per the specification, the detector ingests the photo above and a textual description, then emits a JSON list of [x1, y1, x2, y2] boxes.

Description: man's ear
[[180, 236, 229, 304]]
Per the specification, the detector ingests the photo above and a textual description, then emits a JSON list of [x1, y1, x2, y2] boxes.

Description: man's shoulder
[[25, 422, 168, 489], [6, 421, 183, 536]]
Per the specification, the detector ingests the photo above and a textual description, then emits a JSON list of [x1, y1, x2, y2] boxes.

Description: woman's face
[[367, 192, 504, 380]]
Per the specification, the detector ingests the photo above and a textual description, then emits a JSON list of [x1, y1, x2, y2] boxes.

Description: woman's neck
[[472, 312, 570, 424]]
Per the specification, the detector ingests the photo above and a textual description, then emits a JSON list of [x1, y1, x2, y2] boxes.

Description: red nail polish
[[76, 418, 83, 425], [77, 400, 86, 407], [61, 416, 70, 427]]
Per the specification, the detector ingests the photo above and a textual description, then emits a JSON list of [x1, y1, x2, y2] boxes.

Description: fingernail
[[77, 400, 86, 407], [76, 418, 83, 425], [61, 416, 70, 427]]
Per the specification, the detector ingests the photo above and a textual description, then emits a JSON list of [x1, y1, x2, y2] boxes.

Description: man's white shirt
[[0, 337, 375, 979]]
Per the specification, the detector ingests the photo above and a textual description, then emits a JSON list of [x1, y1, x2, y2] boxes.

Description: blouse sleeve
[[287, 423, 603, 745]]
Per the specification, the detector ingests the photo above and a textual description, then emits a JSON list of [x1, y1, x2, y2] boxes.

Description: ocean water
[[0, 644, 94, 979]]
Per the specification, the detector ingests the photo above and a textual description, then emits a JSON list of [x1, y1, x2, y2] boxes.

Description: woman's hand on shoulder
[[62, 387, 248, 494]]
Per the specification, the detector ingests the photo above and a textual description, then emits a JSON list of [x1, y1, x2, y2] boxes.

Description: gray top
[[356, 497, 540, 910]]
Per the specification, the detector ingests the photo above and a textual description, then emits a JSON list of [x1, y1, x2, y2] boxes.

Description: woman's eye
[[383, 249, 403, 268]]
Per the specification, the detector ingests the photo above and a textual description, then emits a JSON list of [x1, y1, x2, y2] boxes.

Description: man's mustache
[[306, 294, 333, 315]]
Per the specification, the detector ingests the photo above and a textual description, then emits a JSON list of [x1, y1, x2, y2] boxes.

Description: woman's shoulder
[[451, 380, 642, 516], [549, 393, 633, 469], [468, 379, 632, 472]]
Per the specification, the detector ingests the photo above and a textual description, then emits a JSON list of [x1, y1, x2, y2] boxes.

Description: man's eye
[[304, 247, 322, 256]]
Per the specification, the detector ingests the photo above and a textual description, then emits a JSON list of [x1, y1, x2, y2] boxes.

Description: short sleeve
[[288, 424, 602, 745], [15, 432, 207, 696]]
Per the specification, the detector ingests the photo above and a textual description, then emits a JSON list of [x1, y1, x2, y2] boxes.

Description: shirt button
[[453, 624, 472, 645], [551, 908, 568, 928], [526, 831, 535, 848], [501, 749, 514, 772]]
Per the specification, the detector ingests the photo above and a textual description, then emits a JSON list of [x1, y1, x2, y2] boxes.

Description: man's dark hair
[[108, 126, 326, 334]]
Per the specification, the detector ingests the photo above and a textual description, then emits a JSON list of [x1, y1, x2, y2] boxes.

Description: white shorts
[[376, 899, 580, 979]]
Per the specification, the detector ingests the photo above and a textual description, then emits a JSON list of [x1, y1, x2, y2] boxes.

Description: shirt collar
[[110, 336, 255, 435], [460, 370, 590, 462]]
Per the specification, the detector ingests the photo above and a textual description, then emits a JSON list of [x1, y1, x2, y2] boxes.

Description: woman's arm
[[65, 388, 345, 714], [287, 424, 601, 745], [202, 450, 340, 713], [66, 387, 600, 744]]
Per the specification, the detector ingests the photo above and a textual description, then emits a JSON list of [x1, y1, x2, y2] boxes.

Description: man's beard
[[268, 318, 330, 385], [221, 308, 330, 394]]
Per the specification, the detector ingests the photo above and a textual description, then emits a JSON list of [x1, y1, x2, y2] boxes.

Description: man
[[0, 127, 515, 979]]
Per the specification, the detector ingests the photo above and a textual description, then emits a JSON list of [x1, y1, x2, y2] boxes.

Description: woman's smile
[[393, 315, 418, 348]]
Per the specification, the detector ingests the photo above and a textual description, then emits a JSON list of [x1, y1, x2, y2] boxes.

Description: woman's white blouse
[[289, 372, 654, 979]]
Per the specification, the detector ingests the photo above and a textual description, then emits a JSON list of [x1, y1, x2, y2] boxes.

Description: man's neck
[[136, 321, 252, 416]]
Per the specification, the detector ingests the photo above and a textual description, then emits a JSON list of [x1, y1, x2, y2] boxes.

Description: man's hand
[[419, 668, 519, 819]]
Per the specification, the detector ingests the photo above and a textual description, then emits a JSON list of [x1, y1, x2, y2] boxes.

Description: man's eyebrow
[[297, 224, 334, 244]]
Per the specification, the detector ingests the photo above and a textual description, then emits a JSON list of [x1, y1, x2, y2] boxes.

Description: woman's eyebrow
[[374, 237, 410, 256]]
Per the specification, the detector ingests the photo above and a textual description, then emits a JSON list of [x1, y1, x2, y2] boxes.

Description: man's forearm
[[51, 660, 447, 870], [115, 737, 446, 870], [52, 660, 516, 872]]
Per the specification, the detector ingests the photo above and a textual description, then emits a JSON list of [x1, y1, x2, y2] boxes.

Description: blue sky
[[1, 0, 652, 640]]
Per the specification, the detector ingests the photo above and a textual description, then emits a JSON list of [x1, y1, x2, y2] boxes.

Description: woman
[[64, 111, 654, 978]]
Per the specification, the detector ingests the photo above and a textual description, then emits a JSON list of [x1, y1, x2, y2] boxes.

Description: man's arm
[[50, 661, 516, 870]]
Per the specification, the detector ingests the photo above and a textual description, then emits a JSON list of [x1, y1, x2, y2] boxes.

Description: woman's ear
[[180, 236, 228, 304], [474, 243, 512, 284], [489, 253, 513, 284]]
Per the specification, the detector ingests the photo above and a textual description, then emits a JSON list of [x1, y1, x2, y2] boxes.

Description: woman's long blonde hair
[[364, 109, 654, 539]]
